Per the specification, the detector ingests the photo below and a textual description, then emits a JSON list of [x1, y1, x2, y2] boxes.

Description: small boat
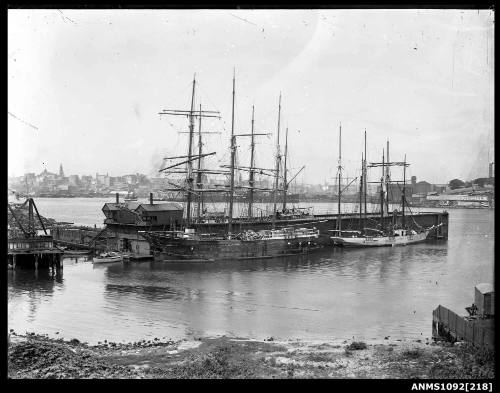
[[92, 251, 123, 264]]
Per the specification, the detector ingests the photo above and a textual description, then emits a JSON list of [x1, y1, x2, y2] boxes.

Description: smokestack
[[116, 193, 119, 203], [150, 192, 153, 205]]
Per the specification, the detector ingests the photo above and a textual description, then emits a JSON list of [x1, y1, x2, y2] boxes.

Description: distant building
[[38, 168, 58, 181], [433, 184, 448, 193], [110, 177, 127, 189], [96, 174, 110, 187], [378, 183, 412, 202], [123, 174, 138, 184], [68, 175, 80, 186], [414, 181, 433, 194], [426, 193, 490, 207], [81, 175, 93, 185]]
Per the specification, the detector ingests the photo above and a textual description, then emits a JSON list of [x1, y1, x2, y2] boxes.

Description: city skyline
[[9, 160, 491, 187], [8, 9, 494, 184]]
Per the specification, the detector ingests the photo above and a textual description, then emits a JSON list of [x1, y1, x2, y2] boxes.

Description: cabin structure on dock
[[8, 197, 63, 270], [101, 193, 184, 255], [49, 194, 184, 257]]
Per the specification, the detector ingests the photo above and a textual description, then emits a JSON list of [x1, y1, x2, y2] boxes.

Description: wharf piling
[[8, 236, 64, 271]]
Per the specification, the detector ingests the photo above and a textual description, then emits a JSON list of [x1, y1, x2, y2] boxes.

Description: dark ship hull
[[140, 227, 322, 262]]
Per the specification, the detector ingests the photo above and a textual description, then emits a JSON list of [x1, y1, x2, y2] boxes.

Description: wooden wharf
[[8, 236, 64, 271], [432, 304, 494, 352], [8, 196, 64, 270]]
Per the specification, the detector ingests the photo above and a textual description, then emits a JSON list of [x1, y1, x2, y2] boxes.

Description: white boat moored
[[92, 252, 123, 264]]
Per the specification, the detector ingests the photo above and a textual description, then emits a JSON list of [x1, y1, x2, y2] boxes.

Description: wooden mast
[[359, 152, 363, 233], [402, 154, 406, 229], [228, 69, 236, 235], [271, 93, 282, 229], [380, 148, 385, 232], [282, 126, 289, 211], [196, 103, 203, 218], [248, 105, 255, 218], [185, 74, 196, 227], [386, 140, 390, 220], [159, 76, 221, 223], [363, 129, 367, 234], [337, 122, 342, 233]]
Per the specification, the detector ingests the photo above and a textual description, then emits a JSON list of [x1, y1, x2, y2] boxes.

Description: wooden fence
[[432, 305, 494, 351]]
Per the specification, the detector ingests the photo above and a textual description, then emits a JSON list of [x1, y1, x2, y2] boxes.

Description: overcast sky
[[8, 9, 494, 185]]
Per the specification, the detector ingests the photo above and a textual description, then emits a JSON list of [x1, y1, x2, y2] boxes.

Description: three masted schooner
[[330, 136, 442, 247]]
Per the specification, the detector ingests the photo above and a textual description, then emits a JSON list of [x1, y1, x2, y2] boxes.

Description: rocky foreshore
[[8, 331, 494, 379]]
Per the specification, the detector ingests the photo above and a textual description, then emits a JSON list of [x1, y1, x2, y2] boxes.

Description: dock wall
[[51, 225, 151, 255], [193, 211, 449, 245], [49, 211, 448, 252], [51, 226, 108, 251]]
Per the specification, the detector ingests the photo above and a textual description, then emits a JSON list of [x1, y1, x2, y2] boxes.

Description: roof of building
[[102, 203, 124, 211], [446, 187, 474, 195], [125, 201, 141, 210], [476, 283, 494, 294], [136, 203, 183, 211], [38, 169, 58, 177], [102, 202, 183, 212]]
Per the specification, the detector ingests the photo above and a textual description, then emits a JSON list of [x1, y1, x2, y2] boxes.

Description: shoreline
[[8, 331, 494, 379]]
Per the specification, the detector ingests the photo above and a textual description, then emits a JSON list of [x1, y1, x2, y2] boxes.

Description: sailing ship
[[330, 136, 441, 247], [139, 72, 322, 261]]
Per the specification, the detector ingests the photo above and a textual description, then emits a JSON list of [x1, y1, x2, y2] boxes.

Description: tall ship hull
[[141, 227, 321, 262]]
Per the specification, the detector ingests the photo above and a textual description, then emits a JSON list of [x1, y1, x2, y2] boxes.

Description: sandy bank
[[8, 331, 494, 379]]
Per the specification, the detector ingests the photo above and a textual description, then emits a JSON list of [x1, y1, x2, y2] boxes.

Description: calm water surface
[[8, 198, 494, 344]]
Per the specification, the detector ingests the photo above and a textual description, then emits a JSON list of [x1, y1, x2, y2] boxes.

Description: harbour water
[[8, 198, 493, 345], [11, 196, 407, 227]]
